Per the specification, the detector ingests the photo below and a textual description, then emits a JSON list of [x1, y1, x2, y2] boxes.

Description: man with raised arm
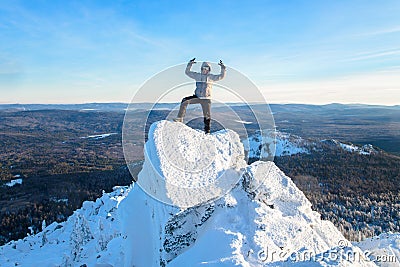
[[174, 58, 226, 134]]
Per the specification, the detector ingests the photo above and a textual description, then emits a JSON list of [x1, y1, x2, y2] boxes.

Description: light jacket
[[185, 62, 226, 99]]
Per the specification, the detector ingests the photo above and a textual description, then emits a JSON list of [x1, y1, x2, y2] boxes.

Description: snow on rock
[[0, 121, 378, 266], [243, 131, 310, 159]]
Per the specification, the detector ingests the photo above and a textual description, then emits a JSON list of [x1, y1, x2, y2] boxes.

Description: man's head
[[201, 62, 211, 74]]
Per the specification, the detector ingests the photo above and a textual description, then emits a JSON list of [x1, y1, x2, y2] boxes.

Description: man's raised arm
[[211, 60, 226, 81], [185, 58, 196, 79]]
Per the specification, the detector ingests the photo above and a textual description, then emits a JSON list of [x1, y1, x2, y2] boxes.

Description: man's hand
[[218, 60, 226, 68], [189, 58, 196, 64]]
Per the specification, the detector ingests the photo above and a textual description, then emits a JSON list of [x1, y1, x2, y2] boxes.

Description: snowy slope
[[0, 121, 380, 266], [170, 161, 375, 266], [0, 186, 129, 266]]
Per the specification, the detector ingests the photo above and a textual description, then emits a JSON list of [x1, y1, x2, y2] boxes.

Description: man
[[174, 58, 226, 134]]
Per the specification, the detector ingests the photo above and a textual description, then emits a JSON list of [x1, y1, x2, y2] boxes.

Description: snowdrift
[[0, 121, 378, 266]]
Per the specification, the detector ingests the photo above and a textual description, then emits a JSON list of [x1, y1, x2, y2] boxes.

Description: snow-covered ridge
[[243, 131, 310, 159], [322, 139, 378, 155], [244, 130, 379, 160], [0, 121, 386, 266]]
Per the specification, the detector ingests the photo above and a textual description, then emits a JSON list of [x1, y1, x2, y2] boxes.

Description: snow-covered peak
[[136, 120, 246, 208], [0, 121, 380, 266]]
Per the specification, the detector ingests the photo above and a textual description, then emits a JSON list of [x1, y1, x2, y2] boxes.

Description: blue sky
[[0, 0, 399, 104]]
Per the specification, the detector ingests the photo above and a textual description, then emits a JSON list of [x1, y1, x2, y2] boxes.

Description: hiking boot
[[204, 117, 211, 134]]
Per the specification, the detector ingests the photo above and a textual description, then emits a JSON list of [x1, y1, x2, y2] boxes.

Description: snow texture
[[0, 120, 387, 266]]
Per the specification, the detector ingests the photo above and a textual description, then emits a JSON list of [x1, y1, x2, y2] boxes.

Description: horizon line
[[0, 102, 399, 107]]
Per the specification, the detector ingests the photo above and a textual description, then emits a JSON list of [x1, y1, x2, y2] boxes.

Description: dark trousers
[[177, 95, 211, 133]]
